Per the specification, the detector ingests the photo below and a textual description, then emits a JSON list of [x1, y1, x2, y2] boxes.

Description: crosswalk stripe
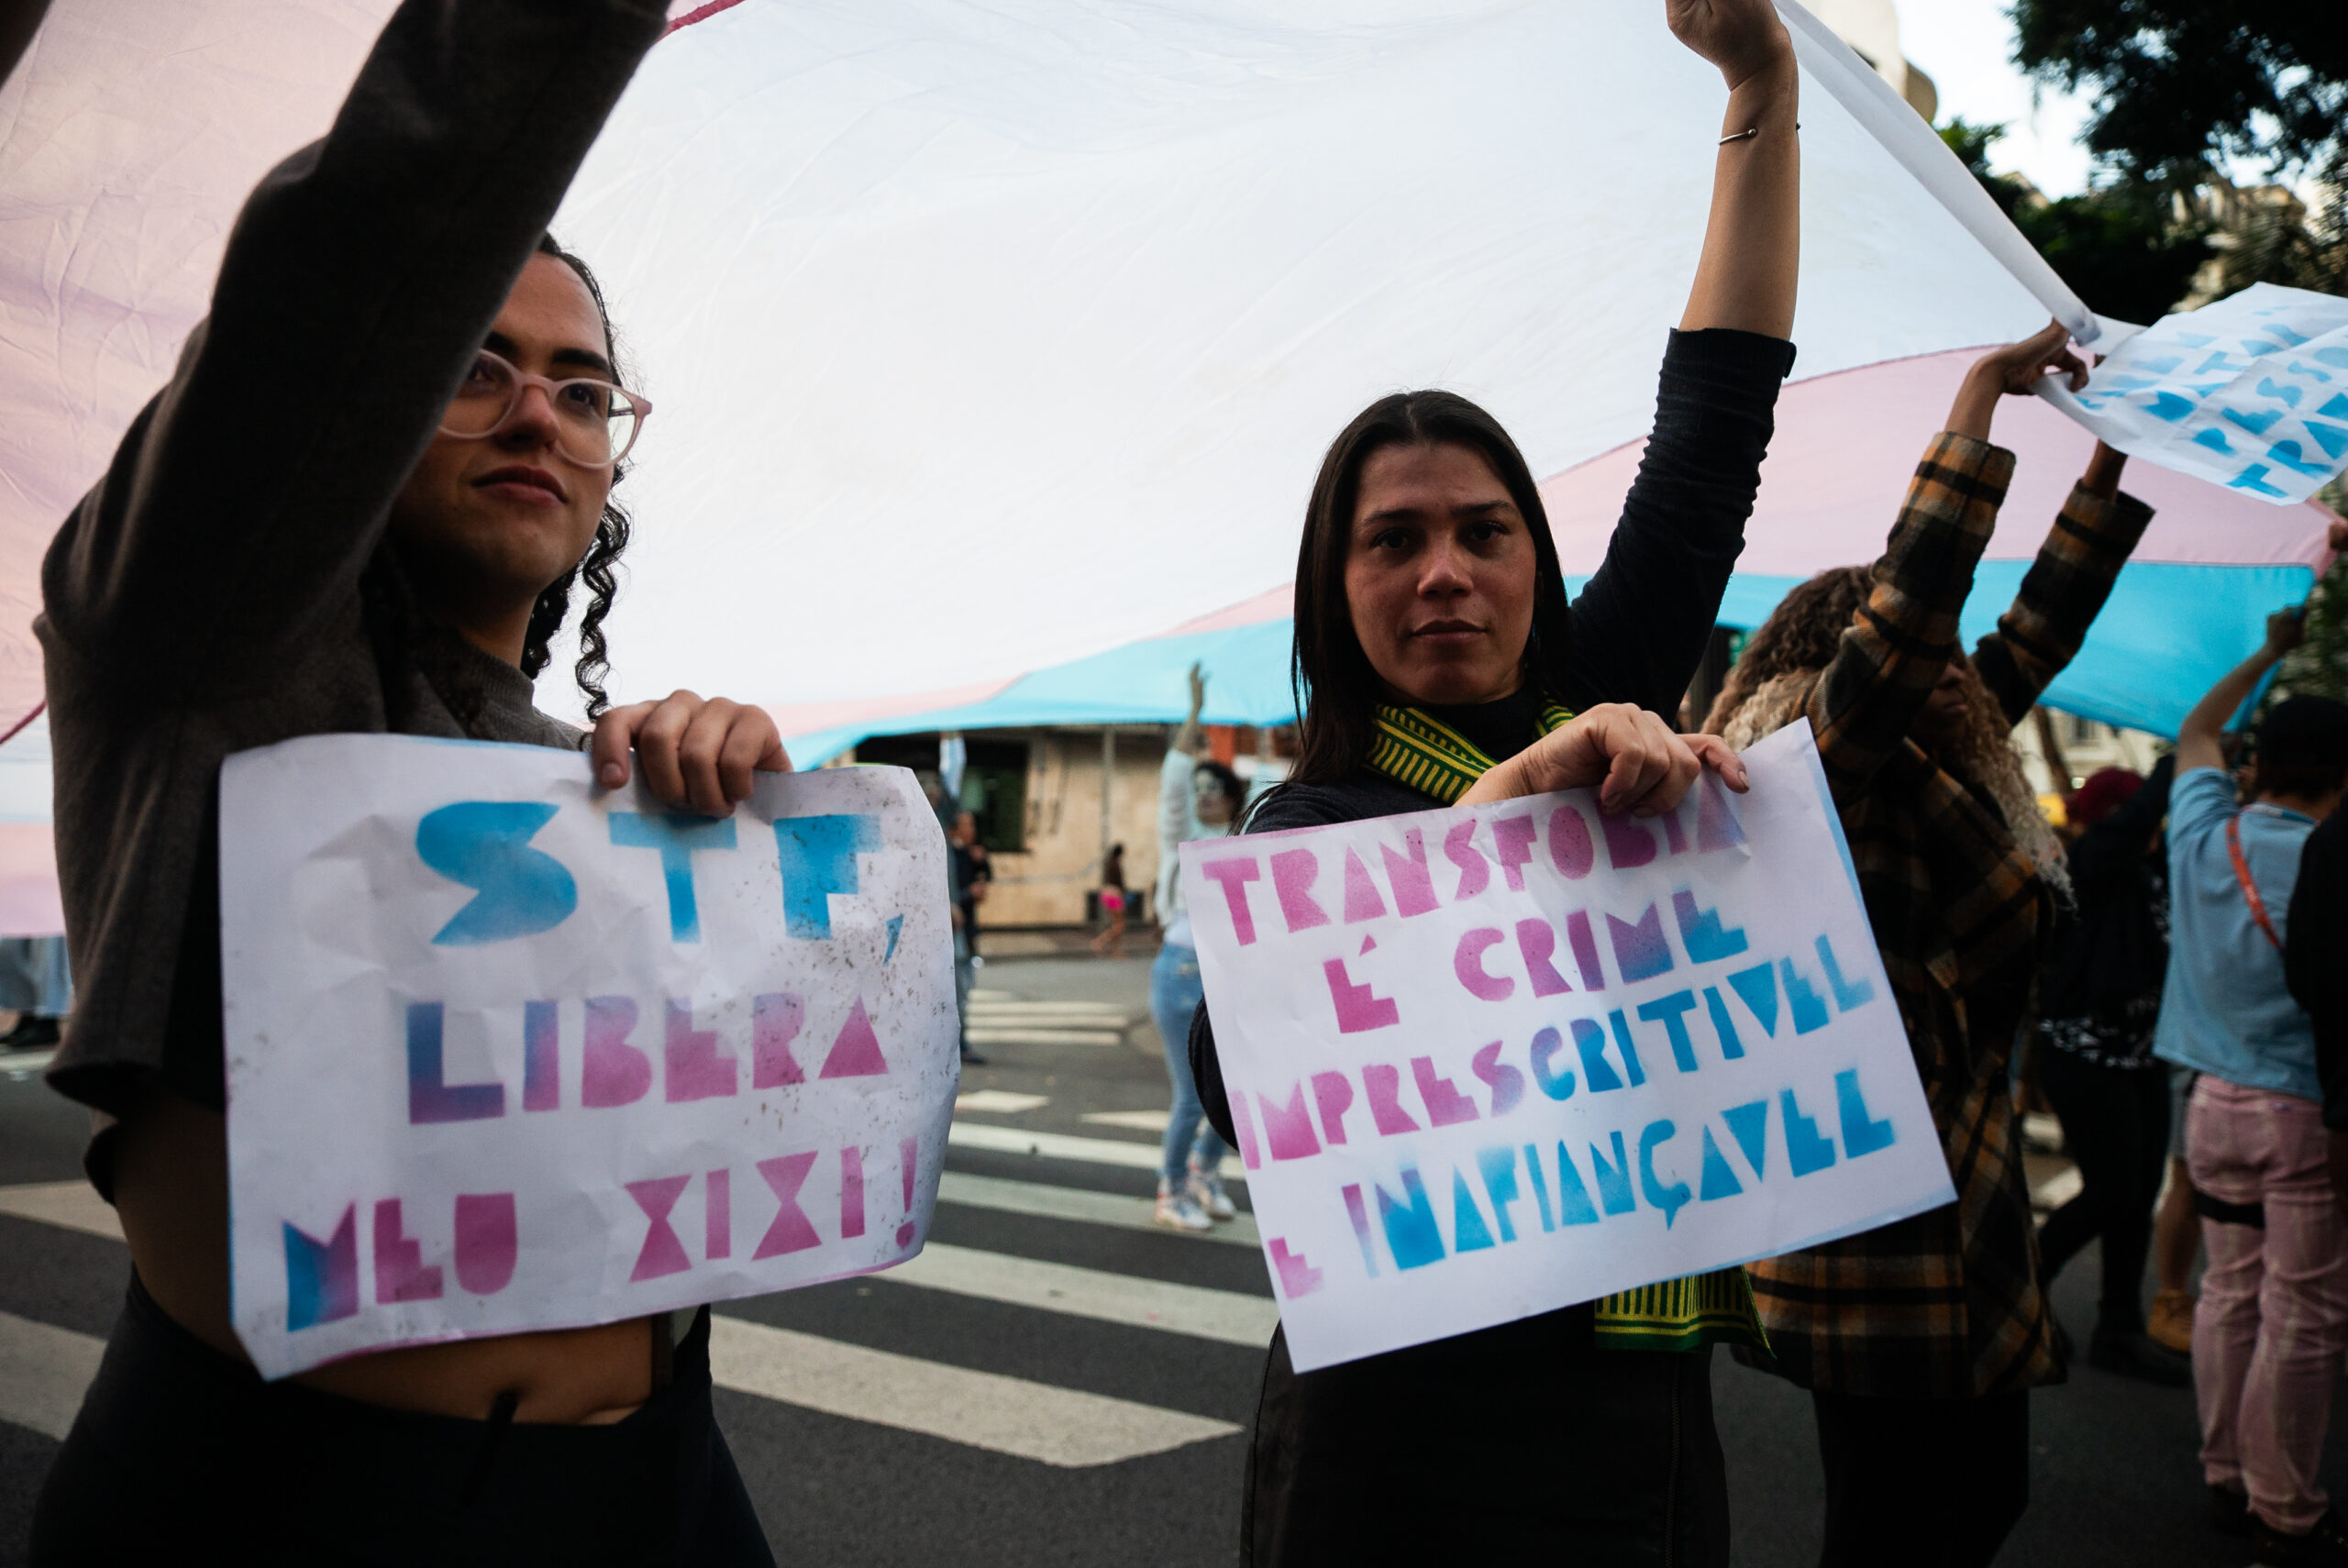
[[0, 1305, 1236, 1467], [936, 1171, 1258, 1249], [0, 1309, 106, 1440], [889, 1243, 1276, 1346], [966, 999, 1131, 1016], [948, 1121, 1245, 1178], [963, 1027, 1128, 1048], [708, 1316, 1238, 1466], [0, 1179, 118, 1241]]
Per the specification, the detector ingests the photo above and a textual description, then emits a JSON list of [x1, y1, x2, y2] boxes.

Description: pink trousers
[[2187, 1075, 2348, 1533]]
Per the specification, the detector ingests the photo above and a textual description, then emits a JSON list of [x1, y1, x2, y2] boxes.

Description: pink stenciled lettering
[[625, 1176, 693, 1281], [1198, 856, 1263, 945], [664, 999, 738, 1103], [752, 1153, 822, 1259], [581, 996, 652, 1108], [1323, 956, 1401, 1032], [1490, 814, 1538, 891], [1515, 917, 1572, 997], [1363, 1063, 1422, 1136], [1412, 1056, 1482, 1127], [751, 992, 806, 1088], [1269, 848, 1332, 933], [1453, 927, 1514, 1001], [453, 1193, 517, 1295], [1444, 819, 1490, 901]]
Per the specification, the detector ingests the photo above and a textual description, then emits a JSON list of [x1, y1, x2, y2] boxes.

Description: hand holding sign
[[588, 690, 791, 811], [1185, 723, 1952, 1371], [220, 736, 954, 1380], [1462, 703, 1749, 816]]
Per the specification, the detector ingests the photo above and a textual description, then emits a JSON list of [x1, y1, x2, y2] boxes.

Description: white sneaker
[[1187, 1161, 1236, 1221], [1154, 1180, 1213, 1232]]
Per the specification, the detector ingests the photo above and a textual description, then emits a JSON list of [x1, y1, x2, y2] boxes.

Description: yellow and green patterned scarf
[[1362, 696, 1768, 1356]]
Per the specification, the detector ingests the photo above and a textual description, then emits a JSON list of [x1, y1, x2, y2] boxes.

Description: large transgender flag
[[2, 0, 2339, 807]]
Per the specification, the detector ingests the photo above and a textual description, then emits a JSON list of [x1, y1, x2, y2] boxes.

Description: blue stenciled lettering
[[416, 801, 577, 944], [608, 812, 738, 942], [772, 813, 882, 939], [1638, 1120, 1690, 1228]]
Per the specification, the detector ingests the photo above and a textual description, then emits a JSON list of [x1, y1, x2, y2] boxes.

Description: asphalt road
[[1, 951, 2340, 1566]]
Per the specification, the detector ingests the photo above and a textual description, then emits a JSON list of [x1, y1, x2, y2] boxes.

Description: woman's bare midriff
[[113, 1094, 653, 1425]]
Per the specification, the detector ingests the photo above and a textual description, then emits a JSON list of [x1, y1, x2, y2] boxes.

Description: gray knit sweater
[[38, 0, 666, 1144]]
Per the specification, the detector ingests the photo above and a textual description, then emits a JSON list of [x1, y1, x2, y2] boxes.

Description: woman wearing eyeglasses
[[30, 3, 781, 1562]]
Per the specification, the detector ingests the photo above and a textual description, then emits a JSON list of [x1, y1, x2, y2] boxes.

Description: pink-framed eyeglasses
[[437, 348, 651, 469]]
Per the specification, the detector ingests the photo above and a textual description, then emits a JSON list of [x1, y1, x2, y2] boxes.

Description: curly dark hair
[[1699, 567, 1872, 734], [523, 233, 632, 717]]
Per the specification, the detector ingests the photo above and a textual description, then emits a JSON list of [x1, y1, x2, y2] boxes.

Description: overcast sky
[[1891, 0, 2097, 197]]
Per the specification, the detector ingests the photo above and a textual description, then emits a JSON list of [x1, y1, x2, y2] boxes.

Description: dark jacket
[[2037, 752, 2174, 1060], [1191, 326, 1793, 1568], [1738, 434, 2152, 1399], [39, 0, 666, 1154], [2288, 811, 2348, 1129]]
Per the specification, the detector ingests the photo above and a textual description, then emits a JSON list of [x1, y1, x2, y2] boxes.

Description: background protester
[[1184, 1, 1801, 1556], [951, 810, 990, 957], [29, 2, 783, 1559], [1706, 326, 2152, 1568], [0, 935, 72, 1050], [2155, 612, 2348, 1564], [1091, 842, 1129, 958], [1152, 668, 1239, 1232], [2033, 756, 2187, 1386]]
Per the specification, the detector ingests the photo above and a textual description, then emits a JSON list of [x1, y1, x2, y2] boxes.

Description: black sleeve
[[2286, 813, 2348, 1129], [1561, 327, 1796, 717], [1191, 1003, 1237, 1150], [2065, 752, 2176, 886], [39, 0, 666, 684]]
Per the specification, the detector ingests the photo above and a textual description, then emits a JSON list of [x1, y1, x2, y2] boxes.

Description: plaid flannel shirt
[[1743, 432, 2154, 1399]]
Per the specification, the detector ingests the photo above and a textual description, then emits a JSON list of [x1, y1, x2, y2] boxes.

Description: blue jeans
[[1151, 942, 1226, 1184]]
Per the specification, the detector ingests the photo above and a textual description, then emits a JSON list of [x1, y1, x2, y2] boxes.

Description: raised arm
[[1804, 434, 2011, 803], [1668, 0, 1800, 338], [40, 0, 665, 680], [2176, 611, 2304, 775], [1563, 1, 1800, 717]]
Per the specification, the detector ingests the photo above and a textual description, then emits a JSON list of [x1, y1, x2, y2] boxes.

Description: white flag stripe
[[707, 1316, 1238, 1466], [0, 1309, 106, 1441]]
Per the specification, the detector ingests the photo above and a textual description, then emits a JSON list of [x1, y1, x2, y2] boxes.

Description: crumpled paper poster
[[2043, 283, 2348, 505], [219, 735, 957, 1379], [1181, 723, 1954, 1372]]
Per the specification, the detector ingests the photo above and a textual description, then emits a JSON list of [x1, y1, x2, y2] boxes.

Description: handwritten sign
[[219, 736, 956, 1379], [1183, 723, 1954, 1371]]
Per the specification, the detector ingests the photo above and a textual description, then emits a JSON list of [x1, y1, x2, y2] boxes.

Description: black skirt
[[1246, 1303, 1728, 1567], [31, 1276, 772, 1567]]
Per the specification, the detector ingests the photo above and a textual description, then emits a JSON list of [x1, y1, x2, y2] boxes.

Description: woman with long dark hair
[[1186, 2, 1800, 1558], [32, 3, 780, 1560], [1704, 324, 2153, 1566]]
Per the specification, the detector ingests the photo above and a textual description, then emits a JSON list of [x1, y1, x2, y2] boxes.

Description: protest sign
[[1183, 723, 1954, 1371], [2042, 282, 2348, 505], [220, 736, 956, 1380]]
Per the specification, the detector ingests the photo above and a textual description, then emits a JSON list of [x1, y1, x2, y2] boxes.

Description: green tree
[[2010, 5, 2347, 187], [2010, 5, 2347, 299], [1940, 118, 2209, 325]]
